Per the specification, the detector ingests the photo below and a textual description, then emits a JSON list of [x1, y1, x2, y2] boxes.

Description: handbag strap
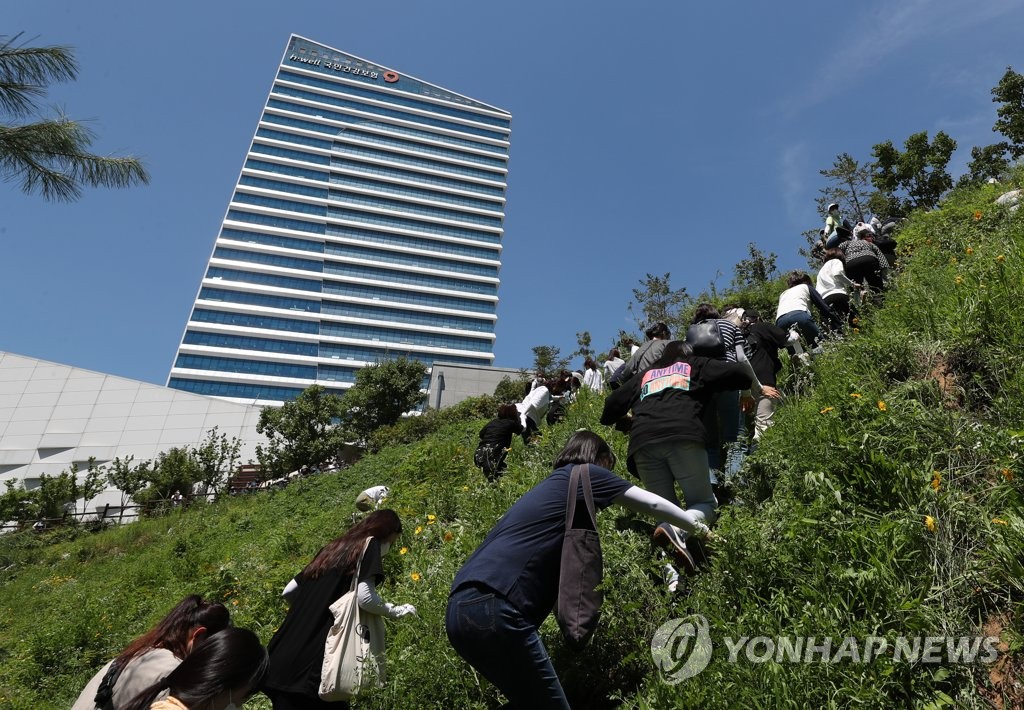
[[347, 536, 373, 594], [565, 464, 598, 532]]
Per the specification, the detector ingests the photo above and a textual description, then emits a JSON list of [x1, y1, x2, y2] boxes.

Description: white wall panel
[[57, 389, 101, 406], [95, 388, 139, 405], [1, 352, 267, 498]]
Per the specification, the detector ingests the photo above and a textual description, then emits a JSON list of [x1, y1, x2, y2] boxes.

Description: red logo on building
[[383, 71, 399, 83]]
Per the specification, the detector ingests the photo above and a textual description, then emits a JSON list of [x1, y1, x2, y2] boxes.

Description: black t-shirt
[[743, 322, 790, 386], [478, 418, 523, 449], [601, 355, 751, 468], [450, 464, 632, 627], [265, 538, 385, 696]]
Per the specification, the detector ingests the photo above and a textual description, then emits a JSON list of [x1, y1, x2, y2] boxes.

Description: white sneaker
[[663, 563, 680, 593]]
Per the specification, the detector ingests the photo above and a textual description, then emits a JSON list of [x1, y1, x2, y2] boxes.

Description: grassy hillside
[[1, 175, 1022, 709]]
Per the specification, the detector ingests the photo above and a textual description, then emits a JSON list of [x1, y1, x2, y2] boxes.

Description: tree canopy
[[992, 66, 1024, 159], [628, 272, 691, 335], [530, 345, 569, 378], [339, 357, 428, 443], [0, 33, 149, 200], [256, 385, 349, 477], [871, 130, 957, 217]]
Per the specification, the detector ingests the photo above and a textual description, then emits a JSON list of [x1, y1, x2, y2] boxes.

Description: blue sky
[[3, 1, 1022, 385]]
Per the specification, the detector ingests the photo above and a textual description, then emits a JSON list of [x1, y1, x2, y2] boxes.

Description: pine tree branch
[[0, 33, 77, 116], [0, 117, 150, 201]]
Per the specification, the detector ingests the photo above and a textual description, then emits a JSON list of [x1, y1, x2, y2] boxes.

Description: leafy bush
[[367, 394, 498, 453]]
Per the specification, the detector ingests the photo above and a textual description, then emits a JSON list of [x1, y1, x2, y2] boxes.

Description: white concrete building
[[0, 351, 266, 514]]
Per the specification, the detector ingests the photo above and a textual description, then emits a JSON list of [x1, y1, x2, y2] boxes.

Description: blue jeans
[[776, 310, 821, 348], [706, 389, 742, 472], [824, 230, 844, 248], [446, 585, 570, 709]]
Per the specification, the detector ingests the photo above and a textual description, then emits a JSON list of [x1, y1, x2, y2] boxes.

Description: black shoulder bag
[[556, 464, 603, 649], [686, 319, 726, 358]]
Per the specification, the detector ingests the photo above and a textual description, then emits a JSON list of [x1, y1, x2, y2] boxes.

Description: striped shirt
[[715, 319, 742, 363]]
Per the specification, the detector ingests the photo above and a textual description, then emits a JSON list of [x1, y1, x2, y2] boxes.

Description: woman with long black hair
[[73, 595, 231, 710], [262, 509, 416, 709], [122, 627, 267, 710]]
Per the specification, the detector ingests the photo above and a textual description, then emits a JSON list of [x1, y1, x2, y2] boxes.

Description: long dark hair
[[116, 595, 230, 666], [123, 628, 268, 710], [553, 431, 615, 469], [303, 509, 403, 580]]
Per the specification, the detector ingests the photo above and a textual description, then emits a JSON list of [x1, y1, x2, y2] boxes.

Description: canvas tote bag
[[556, 464, 603, 648], [319, 537, 387, 701]]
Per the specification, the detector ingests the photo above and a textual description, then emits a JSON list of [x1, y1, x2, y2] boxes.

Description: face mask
[[380, 541, 392, 556]]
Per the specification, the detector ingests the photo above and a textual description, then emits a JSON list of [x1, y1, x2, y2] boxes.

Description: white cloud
[[780, 0, 1023, 117], [779, 142, 809, 222]]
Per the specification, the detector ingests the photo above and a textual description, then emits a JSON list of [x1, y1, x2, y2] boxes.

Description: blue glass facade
[[170, 35, 509, 404]]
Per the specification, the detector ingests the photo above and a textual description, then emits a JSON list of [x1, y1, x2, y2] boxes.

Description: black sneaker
[[653, 523, 696, 573]]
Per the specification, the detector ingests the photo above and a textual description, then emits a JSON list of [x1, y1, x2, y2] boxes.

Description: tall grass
[[1, 174, 1022, 708]]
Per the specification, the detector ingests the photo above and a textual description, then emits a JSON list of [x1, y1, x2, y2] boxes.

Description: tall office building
[[168, 35, 510, 404]]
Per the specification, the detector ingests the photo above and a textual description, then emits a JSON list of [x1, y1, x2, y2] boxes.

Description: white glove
[[392, 603, 417, 618]]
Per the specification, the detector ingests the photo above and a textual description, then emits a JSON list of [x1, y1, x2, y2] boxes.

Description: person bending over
[[446, 431, 718, 709]]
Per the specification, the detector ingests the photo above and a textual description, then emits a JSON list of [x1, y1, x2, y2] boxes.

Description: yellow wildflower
[[992, 518, 1008, 526], [955, 276, 963, 285], [973, 210, 982, 220], [232, 599, 239, 606], [997, 255, 1005, 263], [877, 400, 887, 411], [427, 514, 436, 524], [443, 531, 454, 542], [850, 393, 862, 399], [926, 238, 933, 245], [950, 257, 958, 265], [931, 471, 941, 491], [966, 246, 974, 255], [410, 572, 421, 582], [820, 406, 835, 414], [414, 526, 423, 535], [853, 327, 860, 334], [462, 485, 469, 491], [851, 317, 860, 325], [924, 516, 937, 533], [399, 547, 408, 555], [1001, 468, 1014, 481]]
